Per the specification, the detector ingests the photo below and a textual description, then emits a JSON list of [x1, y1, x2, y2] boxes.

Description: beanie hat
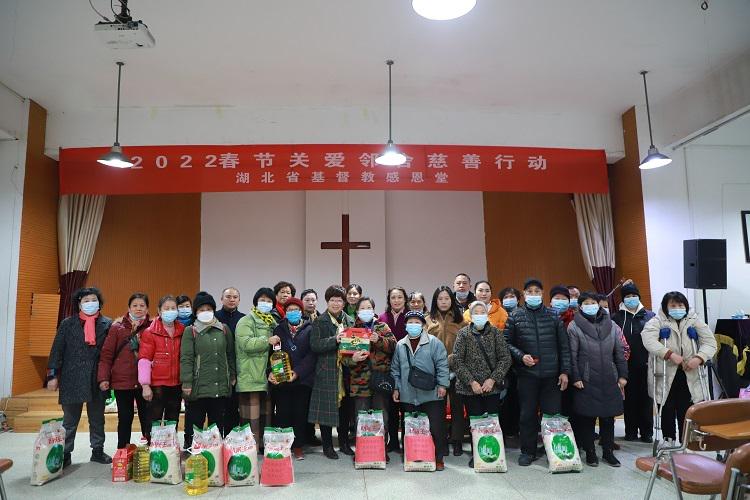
[[193, 291, 216, 313], [523, 277, 543, 291], [404, 310, 426, 324], [621, 283, 641, 300], [549, 285, 570, 300], [284, 297, 304, 311]]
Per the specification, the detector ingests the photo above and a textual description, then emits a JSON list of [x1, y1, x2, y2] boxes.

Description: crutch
[[652, 327, 671, 457], [686, 326, 711, 402]]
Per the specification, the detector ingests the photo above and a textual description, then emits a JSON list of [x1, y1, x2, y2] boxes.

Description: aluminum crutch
[[652, 326, 671, 457], [686, 326, 711, 402]]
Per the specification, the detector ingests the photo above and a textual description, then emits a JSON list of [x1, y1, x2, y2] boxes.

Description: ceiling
[[690, 111, 750, 147], [1, 1, 750, 121]]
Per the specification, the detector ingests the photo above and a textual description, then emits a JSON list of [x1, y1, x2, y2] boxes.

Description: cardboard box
[[112, 444, 137, 482], [338, 327, 370, 355]]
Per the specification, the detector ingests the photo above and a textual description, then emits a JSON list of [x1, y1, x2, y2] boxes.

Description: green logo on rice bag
[[551, 433, 575, 460], [228, 455, 252, 481], [46, 444, 64, 473], [200, 450, 216, 475], [477, 436, 500, 463], [150, 450, 169, 478], [265, 452, 284, 459]]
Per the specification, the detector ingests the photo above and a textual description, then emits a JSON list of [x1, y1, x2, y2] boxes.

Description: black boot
[[323, 446, 339, 460], [63, 452, 72, 469], [585, 449, 599, 467], [602, 449, 621, 467], [338, 430, 354, 456], [452, 441, 464, 456], [90, 448, 112, 464]]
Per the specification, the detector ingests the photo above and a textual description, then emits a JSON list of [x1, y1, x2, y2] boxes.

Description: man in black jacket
[[503, 278, 571, 466], [453, 273, 477, 314]]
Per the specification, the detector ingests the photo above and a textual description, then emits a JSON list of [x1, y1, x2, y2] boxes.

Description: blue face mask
[[405, 323, 423, 338], [525, 294, 543, 308], [581, 304, 600, 316], [161, 310, 178, 323], [80, 301, 100, 316], [178, 307, 192, 319], [257, 301, 273, 314], [472, 314, 488, 329], [551, 298, 569, 312], [569, 298, 579, 309], [502, 298, 517, 311], [668, 308, 687, 320], [129, 312, 145, 322], [624, 297, 640, 310], [286, 310, 302, 324], [357, 309, 375, 324]]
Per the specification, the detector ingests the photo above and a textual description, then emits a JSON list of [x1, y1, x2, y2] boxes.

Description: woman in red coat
[[97, 293, 152, 448], [139, 295, 185, 430]]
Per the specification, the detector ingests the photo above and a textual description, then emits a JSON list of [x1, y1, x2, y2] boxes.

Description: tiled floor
[[0, 423, 702, 499]]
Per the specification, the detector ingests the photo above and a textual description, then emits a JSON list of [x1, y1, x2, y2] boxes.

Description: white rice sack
[[470, 414, 507, 473], [193, 423, 224, 486], [403, 413, 436, 472], [354, 410, 386, 470], [149, 420, 182, 484], [260, 427, 295, 486], [541, 414, 583, 473], [30, 418, 66, 486], [223, 424, 258, 487]]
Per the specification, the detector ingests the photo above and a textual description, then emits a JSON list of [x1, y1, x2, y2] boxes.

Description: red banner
[[59, 144, 608, 195]]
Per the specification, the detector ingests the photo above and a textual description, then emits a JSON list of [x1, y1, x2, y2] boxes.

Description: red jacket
[[138, 317, 185, 387], [97, 314, 151, 390]]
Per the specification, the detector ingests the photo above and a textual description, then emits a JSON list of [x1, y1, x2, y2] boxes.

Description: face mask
[[357, 309, 375, 323], [80, 301, 100, 316], [405, 323, 423, 338], [129, 312, 145, 322], [178, 307, 192, 319], [256, 301, 273, 314], [161, 310, 178, 323], [502, 298, 517, 311], [624, 297, 640, 310], [196, 311, 214, 323], [472, 314, 488, 329], [581, 304, 600, 316], [525, 294, 542, 308], [668, 308, 687, 320], [569, 298, 578, 309], [455, 291, 469, 301], [551, 298, 569, 312], [286, 310, 302, 324]]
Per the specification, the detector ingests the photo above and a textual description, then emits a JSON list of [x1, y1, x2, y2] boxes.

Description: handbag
[[404, 344, 437, 391], [369, 367, 395, 394]]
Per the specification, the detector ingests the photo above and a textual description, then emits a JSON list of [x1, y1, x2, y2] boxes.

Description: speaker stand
[[699, 288, 728, 400]]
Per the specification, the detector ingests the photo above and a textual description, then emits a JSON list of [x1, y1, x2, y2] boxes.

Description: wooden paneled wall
[[609, 107, 653, 309], [483, 192, 592, 297], [13, 101, 60, 395], [86, 194, 201, 319]]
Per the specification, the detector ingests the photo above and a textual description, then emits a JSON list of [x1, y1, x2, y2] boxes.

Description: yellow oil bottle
[[270, 344, 292, 383], [184, 451, 208, 495], [133, 445, 150, 483]]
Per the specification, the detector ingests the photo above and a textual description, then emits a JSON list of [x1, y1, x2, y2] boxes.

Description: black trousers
[[577, 416, 615, 452], [150, 385, 182, 428], [499, 370, 520, 436], [624, 363, 653, 438], [388, 398, 402, 447], [464, 393, 503, 417], [184, 397, 228, 448], [223, 387, 240, 436], [320, 397, 355, 449], [113, 388, 151, 449], [662, 368, 692, 441], [402, 400, 448, 460], [273, 384, 312, 448], [517, 375, 562, 456]]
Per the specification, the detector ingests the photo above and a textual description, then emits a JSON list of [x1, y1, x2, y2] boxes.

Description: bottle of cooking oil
[[270, 343, 292, 383], [184, 450, 208, 495], [133, 445, 151, 483]]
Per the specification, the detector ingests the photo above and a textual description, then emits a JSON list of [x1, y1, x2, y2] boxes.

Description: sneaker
[[602, 450, 621, 467], [585, 450, 599, 467], [293, 448, 305, 460], [518, 453, 535, 466], [452, 442, 464, 456], [90, 448, 112, 464], [435, 460, 445, 471]]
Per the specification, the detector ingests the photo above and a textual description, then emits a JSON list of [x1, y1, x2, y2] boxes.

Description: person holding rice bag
[[453, 300, 512, 467], [390, 310, 450, 471]]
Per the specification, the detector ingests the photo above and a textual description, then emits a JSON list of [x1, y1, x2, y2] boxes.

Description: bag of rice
[[30, 418, 66, 486], [541, 414, 582, 473], [354, 410, 386, 470], [149, 420, 182, 484], [470, 413, 507, 473], [403, 412, 435, 472], [223, 424, 258, 487], [193, 423, 224, 486], [260, 427, 295, 486]]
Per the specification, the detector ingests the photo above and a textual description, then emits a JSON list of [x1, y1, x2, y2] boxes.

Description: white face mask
[[196, 311, 214, 323]]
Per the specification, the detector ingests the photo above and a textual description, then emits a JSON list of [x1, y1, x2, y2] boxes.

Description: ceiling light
[[98, 61, 133, 168], [412, 0, 477, 20], [638, 70, 672, 170], [375, 60, 406, 167]]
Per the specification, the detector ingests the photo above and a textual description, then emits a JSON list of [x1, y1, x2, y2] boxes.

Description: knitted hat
[[192, 291, 216, 313], [549, 285, 570, 300], [621, 283, 641, 300], [523, 277, 543, 291], [404, 310, 427, 324], [284, 297, 304, 310]]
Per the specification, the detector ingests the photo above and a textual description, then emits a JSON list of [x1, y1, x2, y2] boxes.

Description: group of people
[[46, 273, 717, 473]]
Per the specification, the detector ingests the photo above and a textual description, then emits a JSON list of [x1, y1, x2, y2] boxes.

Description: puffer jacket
[[138, 317, 185, 387], [612, 303, 655, 367], [97, 314, 151, 390], [462, 298, 508, 330], [235, 311, 277, 393], [180, 320, 236, 400], [503, 305, 571, 378], [642, 310, 717, 404]]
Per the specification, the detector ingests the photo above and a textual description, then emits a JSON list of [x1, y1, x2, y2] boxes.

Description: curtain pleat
[[573, 193, 616, 304]]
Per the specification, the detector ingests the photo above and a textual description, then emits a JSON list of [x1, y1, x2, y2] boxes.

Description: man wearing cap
[[503, 278, 571, 466], [612, 282, 655, 442]]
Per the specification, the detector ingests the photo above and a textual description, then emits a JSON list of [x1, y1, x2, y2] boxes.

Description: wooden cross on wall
[[320, 214, 371, 287]]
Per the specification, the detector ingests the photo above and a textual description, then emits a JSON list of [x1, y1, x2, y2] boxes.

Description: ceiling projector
[[95, 20, 155, 49]]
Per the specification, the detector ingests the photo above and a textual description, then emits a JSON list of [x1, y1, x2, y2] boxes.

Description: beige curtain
[[573, 193, 616, 297]]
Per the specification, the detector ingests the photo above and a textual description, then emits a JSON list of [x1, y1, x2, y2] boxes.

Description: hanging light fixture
[[638, 70, 672, 170], [375, 60, 407, 167], [98, 61, 133, 168], [412, 0, 477, 20]]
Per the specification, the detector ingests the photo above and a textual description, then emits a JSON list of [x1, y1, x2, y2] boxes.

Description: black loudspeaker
[[683, 239, 727, 289]]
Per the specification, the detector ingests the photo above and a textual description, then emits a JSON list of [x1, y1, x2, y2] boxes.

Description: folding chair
[[722, 442, 750, 500], [0, 458, 12, 500]]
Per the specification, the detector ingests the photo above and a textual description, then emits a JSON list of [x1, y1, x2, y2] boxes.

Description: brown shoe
[[435, 460, 445, 471], [293, 447, 305, 460]]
